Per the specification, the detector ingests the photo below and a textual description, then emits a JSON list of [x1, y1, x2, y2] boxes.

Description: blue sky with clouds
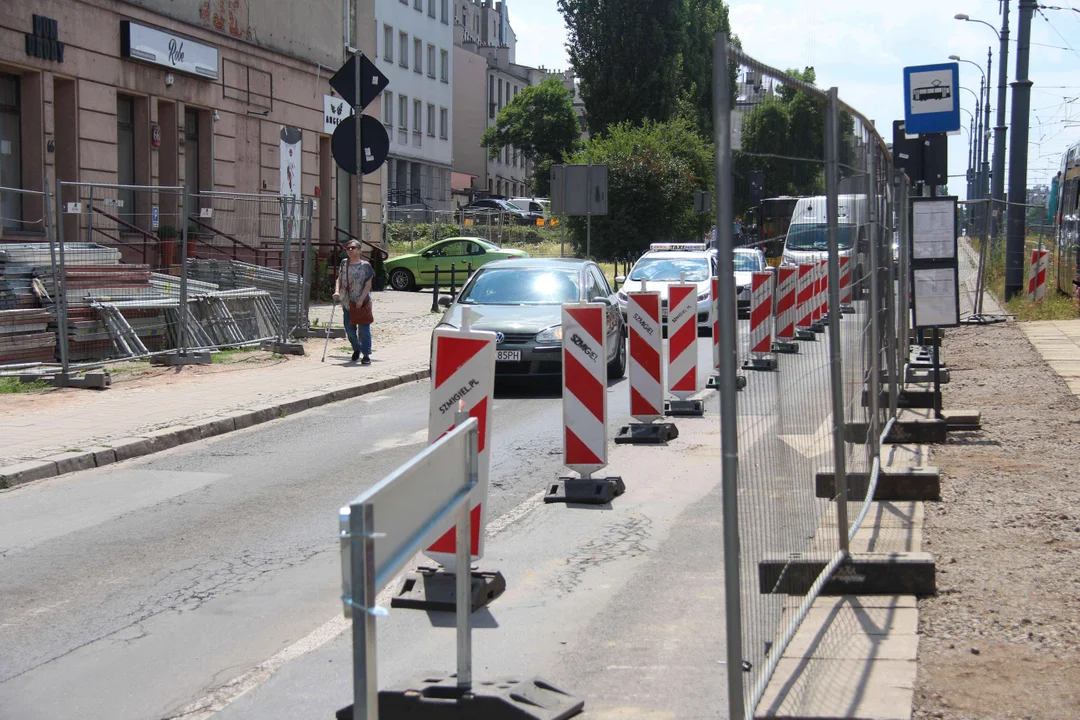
[[507, 0, 1080, 197]]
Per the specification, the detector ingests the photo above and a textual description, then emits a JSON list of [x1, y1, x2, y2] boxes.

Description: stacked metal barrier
[[715, 37, 906, 719]]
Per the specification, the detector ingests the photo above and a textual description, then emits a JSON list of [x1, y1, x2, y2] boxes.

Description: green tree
[[678, 0, 736, 137], [480, 78, 581, 196], [558, 0, 687, 136], [563, 118, 714, 261]]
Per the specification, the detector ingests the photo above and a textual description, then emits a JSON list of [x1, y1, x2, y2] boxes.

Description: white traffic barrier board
[[839, 255, 853, 306], [1028, 249, 1049, 301], [667, 283, 699, 399], [711, 276, 720, 372], [796, 263, 815, 332], [627, 289, 663, 422], [562, 303, 608, 477], [424, 307, 495, 571], [774, 266, 798, 341], [814, 258, 828, 323], [748, 271, 774, 355]]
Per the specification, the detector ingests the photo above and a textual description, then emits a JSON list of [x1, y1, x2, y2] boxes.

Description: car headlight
[[697, 291, 710, 302], [536, 325, 562, 344], [617, 291, 628, 302]]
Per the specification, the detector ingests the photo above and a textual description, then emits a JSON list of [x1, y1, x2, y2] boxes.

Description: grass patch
[[979, 234, 1080, 322], [0, 378, 53, 394], [212, 347, 260, 363]]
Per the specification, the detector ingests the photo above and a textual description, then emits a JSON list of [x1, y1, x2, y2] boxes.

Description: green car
[[383, 237, 530, 291]]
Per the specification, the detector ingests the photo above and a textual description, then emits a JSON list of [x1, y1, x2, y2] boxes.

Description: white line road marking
[[171, 489, 547, 718]]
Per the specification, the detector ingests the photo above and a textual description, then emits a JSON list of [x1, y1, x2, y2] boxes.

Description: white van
[[781, 195, 868, 292]]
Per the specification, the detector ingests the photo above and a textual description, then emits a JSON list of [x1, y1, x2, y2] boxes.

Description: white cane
[[321, 303, 337, 362]]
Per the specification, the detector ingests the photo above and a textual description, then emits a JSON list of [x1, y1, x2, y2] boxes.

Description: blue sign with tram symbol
[[902, 63, 960, 135]]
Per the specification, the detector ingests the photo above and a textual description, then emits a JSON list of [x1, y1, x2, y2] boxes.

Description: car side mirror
[[438, 295, 453, 308], [614, 275, 626, 284]]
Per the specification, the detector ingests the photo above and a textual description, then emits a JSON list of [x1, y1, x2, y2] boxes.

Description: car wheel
[[389, 268, 415, 292], [608, 330, 627, 379]]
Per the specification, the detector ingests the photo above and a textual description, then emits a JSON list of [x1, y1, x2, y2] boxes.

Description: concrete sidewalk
[[1021, 319, 1080, 397], [0, 291, 440, 488]]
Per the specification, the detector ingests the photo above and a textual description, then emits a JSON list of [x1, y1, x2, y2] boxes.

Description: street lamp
[[950, 52, 993, 217], [955, 11, 1009, 239]]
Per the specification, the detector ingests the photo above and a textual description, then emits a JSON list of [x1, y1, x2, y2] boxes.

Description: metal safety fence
[[715, 36, 907, 719], [0, 182, 315, 381]]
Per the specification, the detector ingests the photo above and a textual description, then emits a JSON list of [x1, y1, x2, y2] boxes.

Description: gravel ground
[[914, 320, 1080, 719]]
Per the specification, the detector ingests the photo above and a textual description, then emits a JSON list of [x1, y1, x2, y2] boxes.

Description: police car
[[615, 243, 717, 335]]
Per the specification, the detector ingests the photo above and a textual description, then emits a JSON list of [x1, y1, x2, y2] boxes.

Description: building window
[[413, 99, 421, 134], [427, 44, 436, 78], [489, 75, 495, 118], [497, 78, 502, 109], [440, 107, 448, 139], [440, 49, 449, 83], [414, 38, 422, 73], [441, 0, 449, 24], [184, 108, 201, 220], [399, 95, 408, 130], [399, 31, 408, 67], [383, 90, 393, 126], [427, 103, 435, 137], [383, 25, 393, 62], [0, 73, 23, 231], [428, 0, 435, 18], [414, 0, 422, 10], [116, 95, 136, 227]]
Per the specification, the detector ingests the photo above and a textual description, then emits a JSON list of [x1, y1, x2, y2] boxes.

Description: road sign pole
[[353, 36, 364, 246], [586, 212, 591, 259]]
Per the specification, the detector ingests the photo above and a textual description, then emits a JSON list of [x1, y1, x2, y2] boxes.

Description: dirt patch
[[914, 321, 1080, 720]]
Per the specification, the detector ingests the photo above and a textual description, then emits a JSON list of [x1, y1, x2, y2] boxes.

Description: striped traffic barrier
[[616, 284, 678, 443], [547, 302, 625, 504], [744, 270, 778, 370], [795, 263, 817, 341], [811, 258, 827, 333], [772, 266, 799, 354], [665, 281, 705, 416], [393, 306, 506, 612], [1027, 249, 1049, 301], [839, 255, 854, 312], [705, 275, 748, 392]]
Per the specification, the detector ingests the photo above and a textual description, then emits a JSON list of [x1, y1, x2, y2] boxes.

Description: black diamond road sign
[[329, 53, 390, 111]]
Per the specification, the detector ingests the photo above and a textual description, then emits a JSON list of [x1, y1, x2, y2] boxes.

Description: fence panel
[[0, 186, 55, 371], [719, 39, 904, 719]]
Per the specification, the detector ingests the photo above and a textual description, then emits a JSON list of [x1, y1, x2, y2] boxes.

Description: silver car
[[436, 258, 627, 380]]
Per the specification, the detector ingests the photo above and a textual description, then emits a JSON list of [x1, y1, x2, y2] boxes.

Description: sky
[[507, 0, 1080, 199]]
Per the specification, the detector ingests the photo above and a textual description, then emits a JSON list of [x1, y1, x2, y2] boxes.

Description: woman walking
[[333, 240, 374, 364]]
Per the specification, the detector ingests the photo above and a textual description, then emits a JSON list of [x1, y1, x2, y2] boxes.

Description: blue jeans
[[343, 306, 372, 357]]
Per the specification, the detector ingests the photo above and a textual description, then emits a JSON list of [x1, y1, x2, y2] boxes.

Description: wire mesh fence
[[718, 38, 905, 719], [0, 182, 316, 379]]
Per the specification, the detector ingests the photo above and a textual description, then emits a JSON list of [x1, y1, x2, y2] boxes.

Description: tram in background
[[1054, 143, 1080, 297]]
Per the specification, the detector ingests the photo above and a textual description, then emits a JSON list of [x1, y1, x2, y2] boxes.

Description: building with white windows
[[376, 0, 454, 211], [452, 0, 570, 201]]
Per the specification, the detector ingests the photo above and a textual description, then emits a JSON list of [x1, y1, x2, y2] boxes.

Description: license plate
[[496, 350, 521, 362]]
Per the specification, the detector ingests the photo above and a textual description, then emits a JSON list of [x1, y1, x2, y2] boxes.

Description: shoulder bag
[[344, 261, 374, 325]]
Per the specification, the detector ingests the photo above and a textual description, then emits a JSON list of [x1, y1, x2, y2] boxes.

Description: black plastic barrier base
[[259, 339, 306, 356], [706, 374, 747, 391], [337, 674, 584, 719], [810, 321, 826, 334], [795, 328, 816, 341], [742, 355, 778, 372], [664, 399, 705, 416], [544, 476, 625, 505], [391, 567, 506, 613], [151, 350, 213, 366], [615, 422, 678, 444], [772, 340, 799, 354]]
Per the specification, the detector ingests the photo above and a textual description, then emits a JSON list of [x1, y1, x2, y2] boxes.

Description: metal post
[[982, 47, 993, 227], [431, 265, 440, 312], [886, 173, 899, 419], [54, 177, 70, 378], [87, 184, 95, 245], [992, 1, 1010, 241], [280, 199, 293, 341], [868, 144, 883, 453], [560, 217, 566, 258], [180, 187, 190, 355], [1005, 0, 1035, 300], [899, 175, 911, 361], [713, 32, 745, 720], [975, 200, 990, 316], [824, 87, 850, 555], [586, 212, 592, 259], [353, 9, 365, 272], [301, 200, 315, 331], [456, 414, 477, 690], [350, 502, 379, 719]]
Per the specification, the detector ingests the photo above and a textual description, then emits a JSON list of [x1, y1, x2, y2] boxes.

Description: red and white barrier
[[627, 289, 663, 422], [711, 276, 720, 373], [839, 255, 853, 307], [796, 263, 816, 335], [562, 303, 608, 477], [774, 266, 798, 343], [425, 307, 496, 571], [748, 271, 774, 356], [1028, 249, 1049, 301], [814, 258, 828, 324], [667, 283, 699, 399]]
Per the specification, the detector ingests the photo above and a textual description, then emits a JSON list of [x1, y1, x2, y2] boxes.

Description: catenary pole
[[1004, 0, 1035, 300], [992, 1, 1011, 240]]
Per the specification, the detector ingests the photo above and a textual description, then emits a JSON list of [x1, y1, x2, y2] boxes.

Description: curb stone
[[0, 368, 430, 489]]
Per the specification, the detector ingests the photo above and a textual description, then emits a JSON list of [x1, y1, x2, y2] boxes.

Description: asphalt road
[[0, 315, 854, 719]]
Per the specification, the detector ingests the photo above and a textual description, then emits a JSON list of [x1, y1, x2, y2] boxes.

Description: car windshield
[[733, 253, 761, 272], [629, 257, 710, 283], [457, 268, 580, 305], [786, 223, 856, 251], [499, 200, 523, 212]]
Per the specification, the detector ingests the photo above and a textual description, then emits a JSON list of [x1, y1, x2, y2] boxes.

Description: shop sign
[[324, 94, 354, 135], [26, 15, 65, 63], [120, 21, 219, 80]]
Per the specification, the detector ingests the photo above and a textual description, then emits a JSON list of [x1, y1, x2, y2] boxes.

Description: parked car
[[461, 198, 542, 225], [734, 247, 769, 317], [435, 258, 627, 380], [615, 243, 717, 335], [510, 197, 550, 216], [383, 237, 529, 291], [781, 194, 868, 298]]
